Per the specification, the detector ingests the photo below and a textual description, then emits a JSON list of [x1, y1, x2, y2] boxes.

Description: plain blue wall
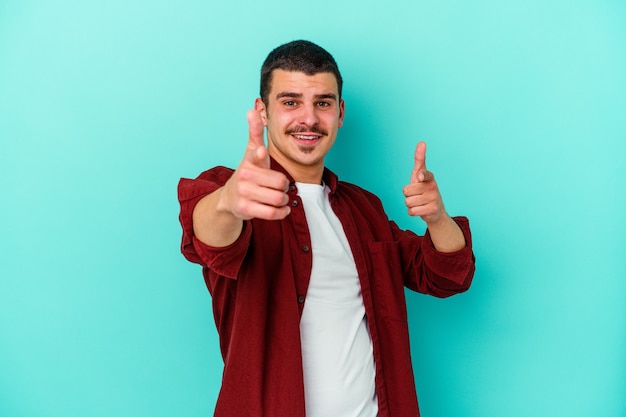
[[1, 1, 624, 416]]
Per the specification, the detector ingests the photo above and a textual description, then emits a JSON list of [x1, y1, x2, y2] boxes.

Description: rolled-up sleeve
[[394, 216, 475, 297], [421, 216, 475, 287], [178, 167, 251, 279]]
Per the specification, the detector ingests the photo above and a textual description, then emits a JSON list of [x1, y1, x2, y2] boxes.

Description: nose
[[298, 102, 319, 127]]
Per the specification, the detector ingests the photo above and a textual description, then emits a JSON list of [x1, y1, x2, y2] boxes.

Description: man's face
[[256, 69, 345, 183]]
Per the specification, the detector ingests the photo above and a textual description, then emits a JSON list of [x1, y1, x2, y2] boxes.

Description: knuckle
[[270, 192, 287, 207], [237, 167, 254, 182], [233, 202, 250, 218], [236, 182, 251, 199]]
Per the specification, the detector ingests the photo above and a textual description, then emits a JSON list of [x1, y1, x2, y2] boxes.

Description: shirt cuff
[[191, 221, 252, 279], [422, 216, 475, 285]]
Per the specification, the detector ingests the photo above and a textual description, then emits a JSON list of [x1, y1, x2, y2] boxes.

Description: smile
[[292, 134, 321, 141]]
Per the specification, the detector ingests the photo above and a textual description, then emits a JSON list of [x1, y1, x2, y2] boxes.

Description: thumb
[[245, 109, 269, 168], [411, 142, 427, 183]]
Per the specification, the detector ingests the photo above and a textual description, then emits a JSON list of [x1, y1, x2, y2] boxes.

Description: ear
[[338, 99, 345, 128], [254, 98, 268, 125]]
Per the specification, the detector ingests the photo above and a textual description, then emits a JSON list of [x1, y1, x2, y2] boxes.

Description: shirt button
[[302, 245, 310, 252], [289, 184, 296, 192], [292, 200, 298, 207], [298, 295, 305, 303]]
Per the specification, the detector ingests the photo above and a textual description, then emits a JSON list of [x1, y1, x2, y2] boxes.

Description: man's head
[[260, 40, 343, 106], [254, 40, 345, 183]]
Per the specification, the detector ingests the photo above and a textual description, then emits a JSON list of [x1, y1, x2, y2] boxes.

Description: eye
[[283, 100, 297, 107], [317, 101, 331, 108]]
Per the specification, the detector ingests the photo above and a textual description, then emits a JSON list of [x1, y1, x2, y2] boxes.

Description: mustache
[[285, 125, 327, 136]]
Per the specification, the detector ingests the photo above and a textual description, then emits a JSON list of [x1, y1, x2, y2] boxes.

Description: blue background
[[1, 1, 625, 416]]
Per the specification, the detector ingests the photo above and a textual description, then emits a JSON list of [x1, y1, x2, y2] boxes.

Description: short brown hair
[[260, 40, 343, 105]]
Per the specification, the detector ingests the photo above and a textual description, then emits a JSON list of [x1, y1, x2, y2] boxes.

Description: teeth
[[294, 135, 319, 140]]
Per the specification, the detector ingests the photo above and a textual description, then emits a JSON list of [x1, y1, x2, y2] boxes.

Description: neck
[[269, 155, 325, 184], [288, 164, 324, 184]]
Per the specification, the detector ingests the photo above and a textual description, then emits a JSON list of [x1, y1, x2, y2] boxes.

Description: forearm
[[425, 214, 466, 253], [192, 187, 244, 248]]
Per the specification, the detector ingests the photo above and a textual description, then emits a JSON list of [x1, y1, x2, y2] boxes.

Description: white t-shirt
[[297, 182, 378, 417]]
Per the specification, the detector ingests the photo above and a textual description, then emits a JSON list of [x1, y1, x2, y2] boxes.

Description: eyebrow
[[275, 92, 338, 101]]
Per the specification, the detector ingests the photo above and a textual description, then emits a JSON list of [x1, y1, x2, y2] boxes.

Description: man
[[178, 40, 475, 417]]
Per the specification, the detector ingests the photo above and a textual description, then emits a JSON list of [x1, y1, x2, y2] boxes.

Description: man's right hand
[[218, 110, 291, 221], [192, 110, 290, 247]]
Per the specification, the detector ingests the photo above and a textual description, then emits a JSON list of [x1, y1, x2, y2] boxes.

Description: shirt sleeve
[[177, 167, 251, 279], [394, 216, 476, 297]]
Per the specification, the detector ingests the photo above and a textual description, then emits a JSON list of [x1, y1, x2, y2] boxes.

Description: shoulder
[[336, 180, 386, 212], [178, 166, 235, 200], [195, 166, 235, 184], [337, 180, 380, 201]]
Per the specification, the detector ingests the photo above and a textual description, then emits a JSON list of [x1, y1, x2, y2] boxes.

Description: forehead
[[268, 69, 339, 97]]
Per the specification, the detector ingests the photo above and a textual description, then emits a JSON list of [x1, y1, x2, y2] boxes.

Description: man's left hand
[[402, 142, 445, 225]]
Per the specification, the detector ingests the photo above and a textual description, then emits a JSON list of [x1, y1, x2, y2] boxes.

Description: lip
[[290, 133, 323, 144]]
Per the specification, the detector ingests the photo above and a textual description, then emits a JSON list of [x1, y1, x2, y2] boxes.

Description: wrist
[[426, 214, 466, 253]]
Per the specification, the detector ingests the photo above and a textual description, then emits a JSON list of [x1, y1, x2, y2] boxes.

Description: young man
[[178, 40, 475, 417]]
